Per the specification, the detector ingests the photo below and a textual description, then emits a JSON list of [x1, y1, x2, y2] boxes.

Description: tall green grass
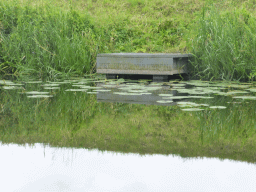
[[187, 7, 256, 81], [0, 1, 103, 79]]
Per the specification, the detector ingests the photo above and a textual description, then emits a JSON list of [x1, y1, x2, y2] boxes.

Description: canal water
[[1, 143, 256, 192], [1, 76, 256, 191]]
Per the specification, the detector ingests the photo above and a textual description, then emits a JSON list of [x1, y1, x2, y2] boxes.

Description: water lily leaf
[[93, 89, 111, 92], [25, 91, 49, 95], [156, 100, 173, 103], [162, 96, 190, 99], [209, 106, 227, 109], [65, 89, 87, 92], [225, 91, 249, 95], [181, 108, 204, 111], [43, 84, 60, 87], [0, 80, 13, 85], [25, 81, 43, 84], [246, 88, 256, 92], [2, 86, 23, 90], [232, 96, 256, 100], [27, 95, 53, 98], [188, 96, 214, 99], [144, 87, 162, 91], [44, 87, 60, 90], [159, 94, 173, 97], [229, 84, 251, 89]]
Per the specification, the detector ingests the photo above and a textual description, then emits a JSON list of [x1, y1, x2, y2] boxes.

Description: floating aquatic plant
[[42, 84, 60, 87], [86, 92, 98, 94], [25, 81, 43, 84], [232, 96, 256, 100], [44, 87, 60, 90], [93, 89, 111, 92], [156, 100, 173, 103], [162, 96, 190, 99], [25, 91, 49, 94], [2, 86, 23, 90], [65, 89, 87, 92], [27, 95, 53, 98], [209, 106, 227, 109], [158, 94, 173, 97], [181, 108, 204, 111], [246, 88, 256, 92]]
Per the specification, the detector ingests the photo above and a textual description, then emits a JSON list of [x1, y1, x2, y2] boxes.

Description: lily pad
[[181, 108, 204, 111], [188, 96, 214, 99], [0, 80, 13, 85], [25, 81, 43, 84], [25, 91, 49, 95], [209, 106, 227, 109], [89, 87, 103, 89], [27, 95, 53, 98], [156, 100, 173, 103], [158, 94, 173, 97], [246, 88, 256, 92], [65, 89, 87, 92], [232, 96, 256, 100], [177, 101, 197, 105], [42, 84, 60, 87], [44, 87, 60, 90], [225, 91, 249, 95], [93, 89, 111, 92], [2, 86, 23, 90]]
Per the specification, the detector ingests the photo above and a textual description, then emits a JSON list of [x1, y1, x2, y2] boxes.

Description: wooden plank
[[96, 53, 192, 76]]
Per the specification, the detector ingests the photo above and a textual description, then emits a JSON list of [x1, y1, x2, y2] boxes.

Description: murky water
[[1, 143, 256, 192], [1, 77, 256, 191]]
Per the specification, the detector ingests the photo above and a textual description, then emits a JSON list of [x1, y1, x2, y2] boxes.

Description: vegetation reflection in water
[[1, 77, 256, 163]]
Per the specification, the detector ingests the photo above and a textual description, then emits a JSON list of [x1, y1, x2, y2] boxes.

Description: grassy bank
[[188, 6, 256, 81], [1, 0, 256, 80]]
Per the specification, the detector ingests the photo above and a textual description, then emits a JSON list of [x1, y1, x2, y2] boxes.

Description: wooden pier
[[96, 53, 192, 81]]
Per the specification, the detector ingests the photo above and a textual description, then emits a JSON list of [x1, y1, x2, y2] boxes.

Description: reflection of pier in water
[[96, 84, 188, 106]]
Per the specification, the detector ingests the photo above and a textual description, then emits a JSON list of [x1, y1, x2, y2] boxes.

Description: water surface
[[1, 143, 256, 192], [1, 77, 256, 191]]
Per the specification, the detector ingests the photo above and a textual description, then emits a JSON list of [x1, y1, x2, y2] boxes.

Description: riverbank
[[1, 0, 256, 81]]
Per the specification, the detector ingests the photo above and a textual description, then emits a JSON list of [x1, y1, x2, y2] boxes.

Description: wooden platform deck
[[96, 53, 192, 81]]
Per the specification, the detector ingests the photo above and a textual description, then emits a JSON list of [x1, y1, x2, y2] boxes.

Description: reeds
[[187, 7, 256, 81], [0, 1, 102, 79]]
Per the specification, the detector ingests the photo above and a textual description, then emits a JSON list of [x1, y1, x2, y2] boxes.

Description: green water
[[1, 77, 256, 163]]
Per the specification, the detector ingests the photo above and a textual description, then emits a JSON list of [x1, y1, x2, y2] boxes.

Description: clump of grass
[[0, 1, 102, 79], [187, 6, 256, 81]]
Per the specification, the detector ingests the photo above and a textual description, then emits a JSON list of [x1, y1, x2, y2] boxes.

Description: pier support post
[[106, 74, 117, 79], [153, 75, 168, 82]]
